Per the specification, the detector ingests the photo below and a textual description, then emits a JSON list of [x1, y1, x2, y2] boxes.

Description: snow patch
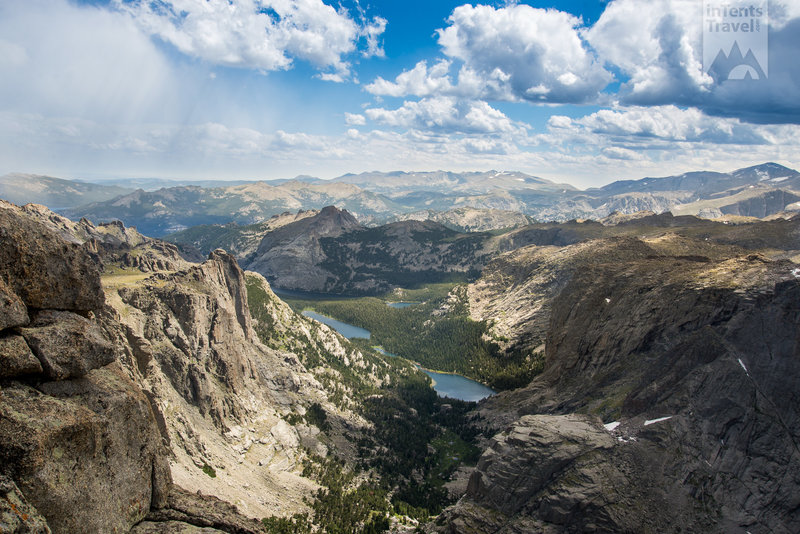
[[738, 358, 749, 375], [604, 297, 611, 304], [770, 176, 789, 182], [515, 178, 525, 182], [604, 421, 620, 432], [791, 268, 800, 279], [644, 416, 673, 426]]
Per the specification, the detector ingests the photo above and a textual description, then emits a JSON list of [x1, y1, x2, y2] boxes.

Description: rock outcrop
[[246, 205, 362, 292], [0, 201, 172, 533], [105, 239, 377, 520], [245, 206, 491, 294], [437, 233, 800, 533]]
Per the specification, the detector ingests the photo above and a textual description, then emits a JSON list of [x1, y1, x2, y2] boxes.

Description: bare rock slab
[[0, 204, 103, 312], [0, 278, 28, 331], [0, 364, 171, 534], [0, 334, 43, 379], [20, 310, 115, 380]]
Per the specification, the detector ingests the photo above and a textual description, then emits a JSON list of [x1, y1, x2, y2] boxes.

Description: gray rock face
[[144, 487, 267, 534], [110, 248, 352, 520], [0, 364, 171, 534], [20, 310, 115, 380], [0, 334, 43, 378], [467, 415, 614, 517], [0, 202, 179, 534], [444, 237, 800, 533], [0, 203, 103, 311], [246, 205, 361, 292], [0, 278, 28, 331]]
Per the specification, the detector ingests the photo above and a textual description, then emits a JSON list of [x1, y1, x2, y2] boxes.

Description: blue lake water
[[418, 369, 496, 402], [386, 301, 418, 309], [301, 311, 371, 339], [374, 348, 495, 402], [304, 313, 496, 402]]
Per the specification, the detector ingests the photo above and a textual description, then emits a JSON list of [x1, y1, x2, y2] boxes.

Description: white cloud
[[586, 0, 711, 105], [365, 60, 454, 98], [436, 4, 612, 103], [365, 4, 611, 103], [365, 97, 521, 134], [344, 113, 366, 125], [360, 15, 387, 58], [550, 106, 772, 145], [586, 0, 800, 121], [114, 0, 386, 80], [601, 147, 646, 161], [366, 1, 800, 122]]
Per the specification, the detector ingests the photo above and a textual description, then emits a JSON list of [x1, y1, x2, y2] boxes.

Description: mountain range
[[2, 196, 799, 532], [2, 162, 798, 237]]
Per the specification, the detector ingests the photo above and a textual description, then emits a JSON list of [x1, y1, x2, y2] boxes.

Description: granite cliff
[[0, 201, 390, 532], [431, 230, 800, 532]]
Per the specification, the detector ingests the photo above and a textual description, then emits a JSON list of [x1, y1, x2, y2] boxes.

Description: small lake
[[386, 301, 418, 309], [301, 311, 371, 339], [303, 312, 495, 402], [418, 369, 496, 402]]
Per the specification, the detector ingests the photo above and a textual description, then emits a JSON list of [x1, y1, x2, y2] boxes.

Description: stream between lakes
[[301, 310, 496, 402]]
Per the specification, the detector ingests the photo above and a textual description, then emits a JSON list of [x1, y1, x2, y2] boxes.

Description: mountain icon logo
[[708, 41, 767, 82]]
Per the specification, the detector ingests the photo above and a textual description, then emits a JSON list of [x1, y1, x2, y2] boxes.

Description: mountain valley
[[2, 162, 800, 533]]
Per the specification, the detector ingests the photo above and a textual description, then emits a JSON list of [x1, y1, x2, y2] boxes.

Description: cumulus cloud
[[365, 4, 611, 103], [547, 105, 785, 145], [437, 4, 611, 103], [365, 60, 455, 98], [344, 113, 366, 125], [114, 0, 386, 80], [586, 0, 800, 121], [366, 0, 800, 122], [365, 97, 521, 134]]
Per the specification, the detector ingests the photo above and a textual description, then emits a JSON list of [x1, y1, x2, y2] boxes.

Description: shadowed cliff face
[[434, 236, 800, 533], [0, 201, 172, 533], [1, 202, 338, 532]]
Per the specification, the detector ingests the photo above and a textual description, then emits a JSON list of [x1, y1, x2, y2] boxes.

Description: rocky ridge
[[0, 200, 173, 533], [432, 231, 800, 532], [0, 201, 393, 532], [244, 207, 492, 294]]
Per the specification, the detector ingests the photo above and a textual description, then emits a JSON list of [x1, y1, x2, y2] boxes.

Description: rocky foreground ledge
[[0, 202, 268, 533]]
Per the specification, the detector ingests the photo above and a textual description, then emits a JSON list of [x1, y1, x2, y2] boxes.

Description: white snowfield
[[738, 358, 749, 375], [643, 416, 673, 426], [603, 421, 620, 431]]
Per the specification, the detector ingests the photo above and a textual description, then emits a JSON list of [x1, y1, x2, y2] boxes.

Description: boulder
[[0, 205, 103, 312], [0, 363, 171, 533], [20, 310, 115, 380], [0, 278, 28, 331], [0, 334, 43, 379]]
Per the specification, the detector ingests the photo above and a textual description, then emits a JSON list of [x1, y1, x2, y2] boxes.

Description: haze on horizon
[[1, 0, 799, 189]]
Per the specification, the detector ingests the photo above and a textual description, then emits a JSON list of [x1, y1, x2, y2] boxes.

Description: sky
[[0, 0, 799, 188]]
